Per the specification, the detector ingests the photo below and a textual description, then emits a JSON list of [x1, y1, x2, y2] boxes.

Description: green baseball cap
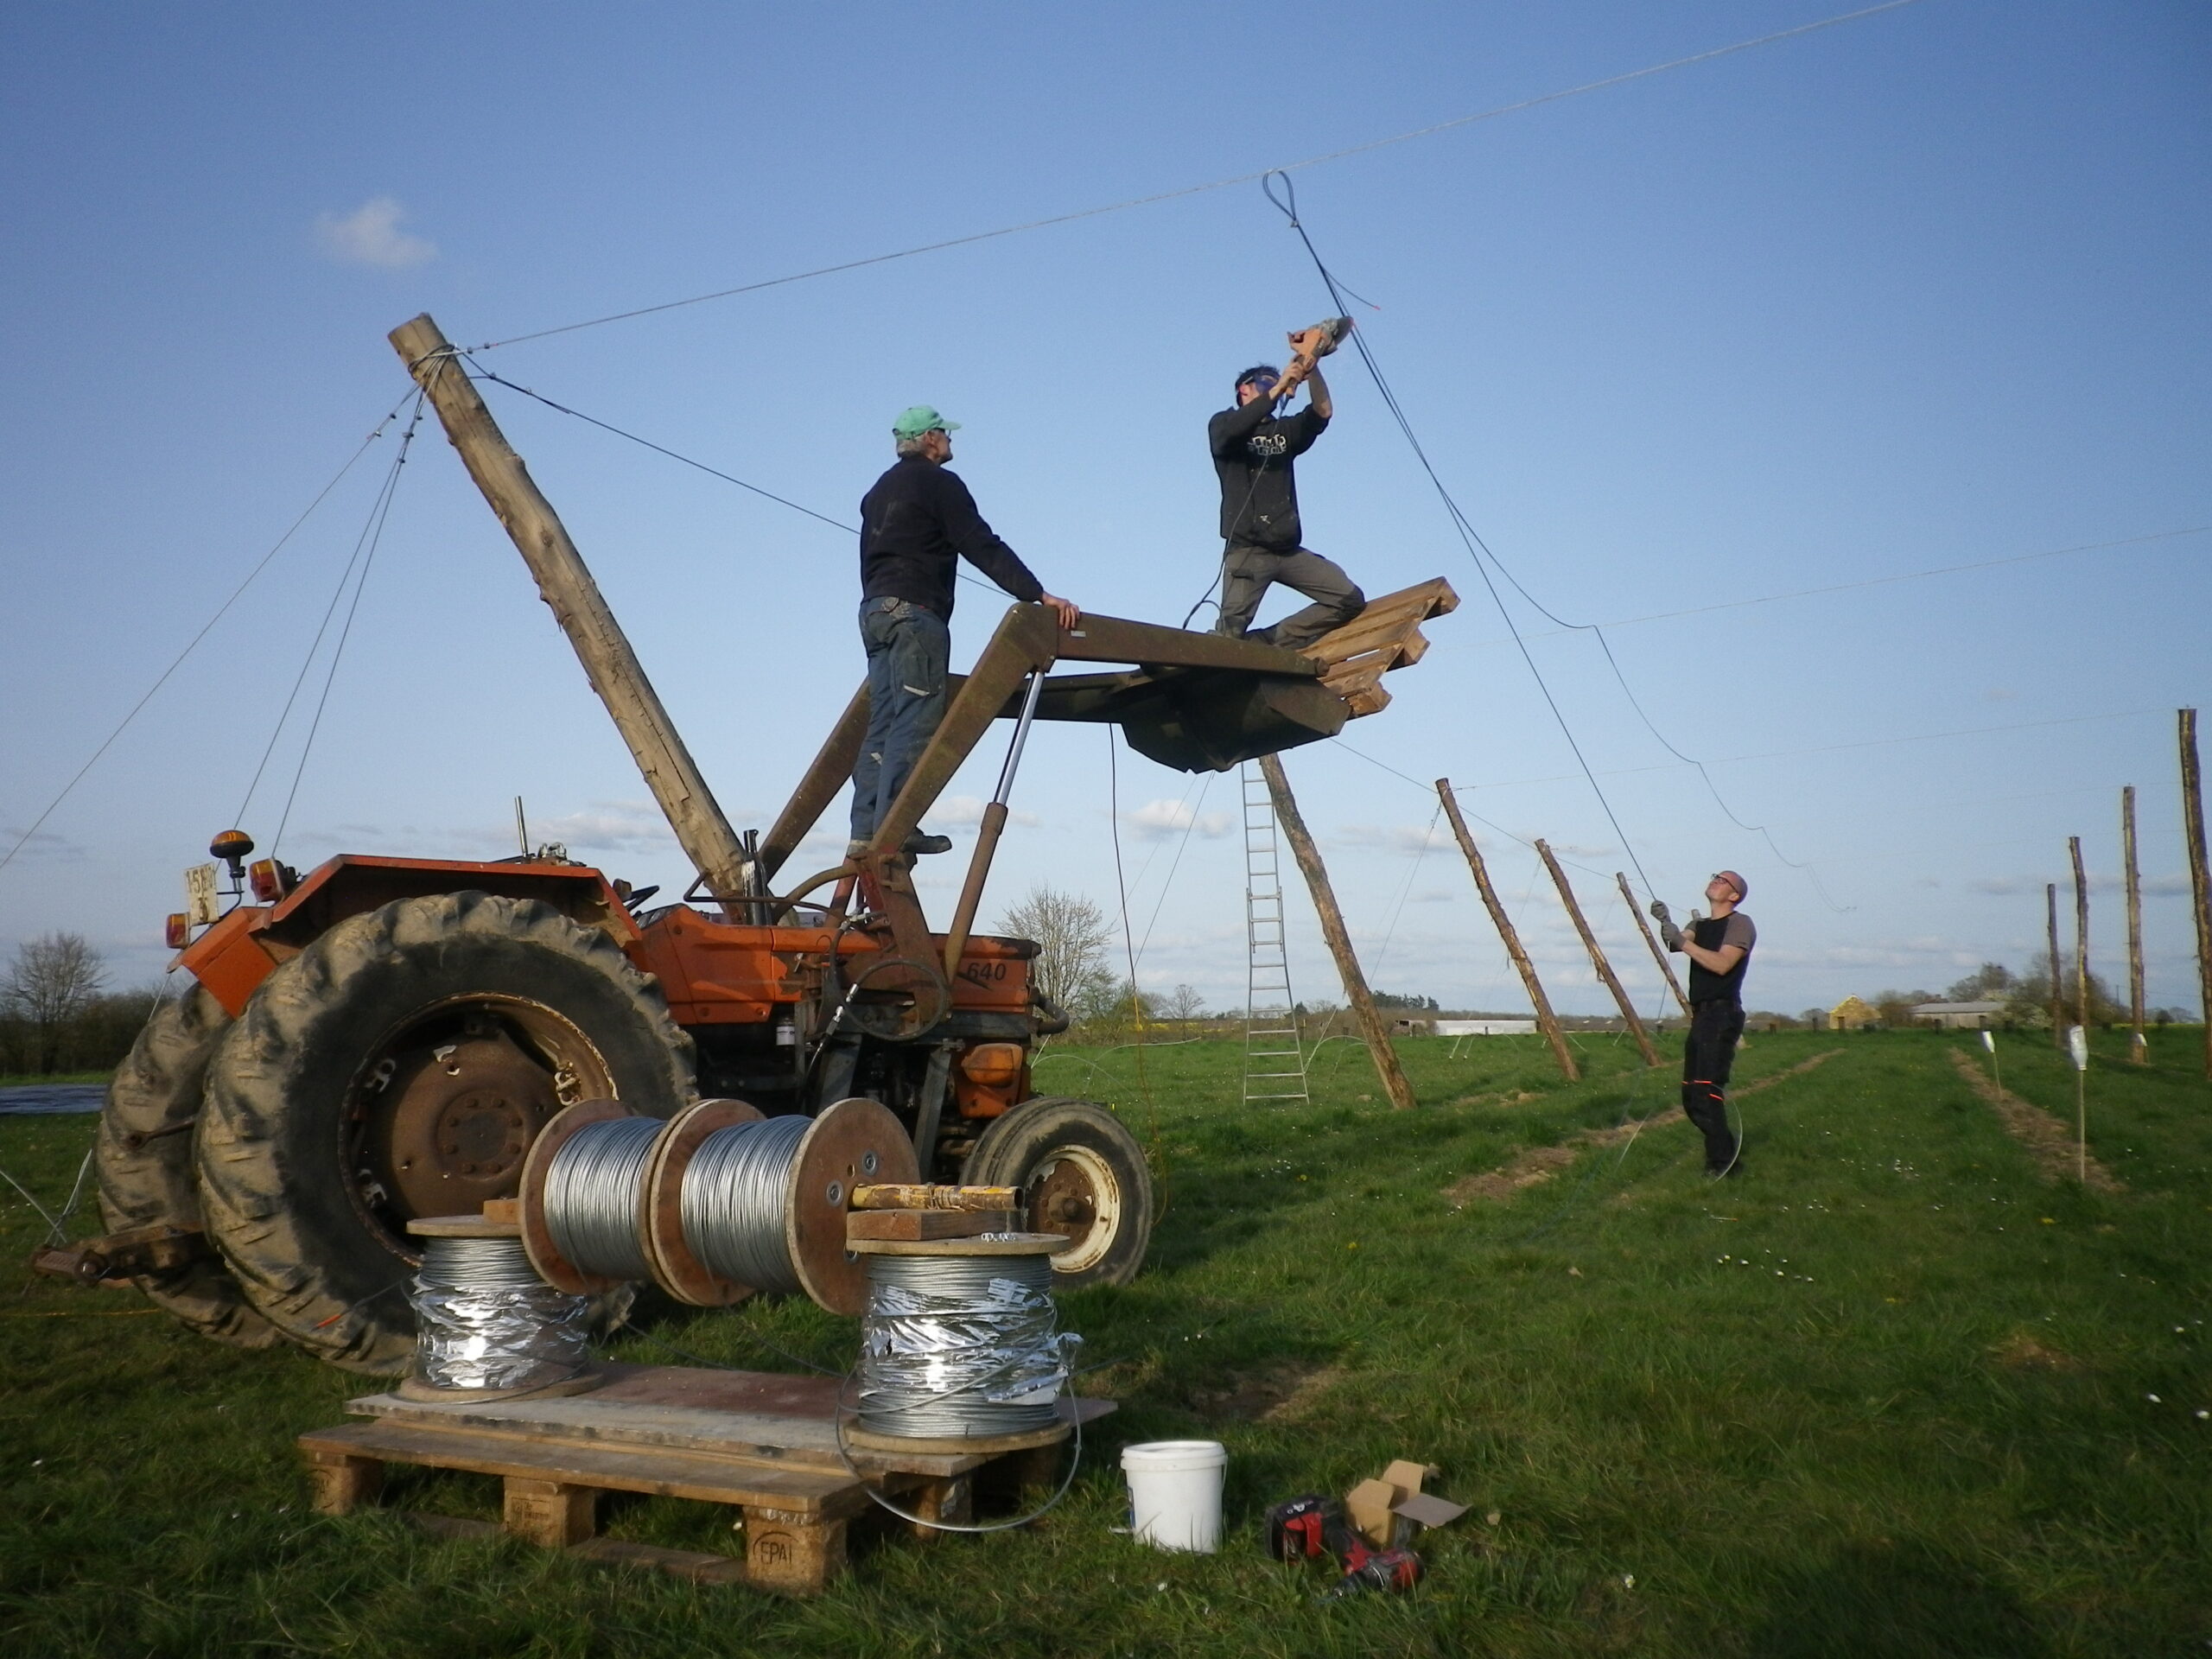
[[893, 405, 960, 441]]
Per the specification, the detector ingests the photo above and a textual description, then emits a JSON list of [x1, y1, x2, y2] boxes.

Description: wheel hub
[[1028, 1147, 1121, 1274], [372, 1033, 558, 1217]]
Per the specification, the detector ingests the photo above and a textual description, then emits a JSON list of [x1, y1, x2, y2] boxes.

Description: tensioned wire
[[683, 1116, 809, 1297], [466, 1, 1928, 353]]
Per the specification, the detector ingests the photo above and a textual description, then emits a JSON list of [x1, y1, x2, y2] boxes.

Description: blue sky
[[2, 1, 2207, 1020]]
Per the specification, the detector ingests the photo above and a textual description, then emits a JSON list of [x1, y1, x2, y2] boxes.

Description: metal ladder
[[1241, 762, 1309, 1104]]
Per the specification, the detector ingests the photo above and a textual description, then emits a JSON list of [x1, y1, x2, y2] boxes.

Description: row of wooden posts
[[1260, 707, 2212, 1111], [2039, 709, 2212, 1074]]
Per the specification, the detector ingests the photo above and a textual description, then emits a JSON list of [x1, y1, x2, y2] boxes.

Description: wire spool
[[641, 1096, 766, 1306], [399, 1214, 597, 1402], [649, 1096, 918, 1315], [518, 1098, 657, 1294], [845, 1233, 1080, 1449]]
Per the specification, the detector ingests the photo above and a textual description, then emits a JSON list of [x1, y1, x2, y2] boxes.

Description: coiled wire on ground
[[541, 1116, 660, 1281], [682, 1116, 810, 1296], [855, 1253, 1080, 1439], [410, 1235, 590, 1391]]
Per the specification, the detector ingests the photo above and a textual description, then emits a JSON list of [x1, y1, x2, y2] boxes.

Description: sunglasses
[[1239, 373, 1280, 391]]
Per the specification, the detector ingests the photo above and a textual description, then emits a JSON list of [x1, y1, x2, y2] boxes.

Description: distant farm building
[[1909, 999, 2008, 1030], [1394, 1018, 1538, 1037], [1828, 996, 1881, 1031]]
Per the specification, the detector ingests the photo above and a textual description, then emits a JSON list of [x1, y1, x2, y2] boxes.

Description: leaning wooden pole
[[2122, 785, 2147, 1064], [390, 314, 752, 907], [1535, 840, 1659, 1066], [1258, 753, 1416, 1110], [2069, 836, 2092, 1035], [2045, 883, 2065, 1047], [2182, 709, 2212, 1080], [1435, 782, 1578, 1082], [1618, 871, 1691, 1018]]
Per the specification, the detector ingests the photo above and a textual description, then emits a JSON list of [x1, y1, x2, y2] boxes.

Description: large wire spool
[[848, 1235, 1080, 1445], [401, 1214, 594, 1400], [518, 1098, 654, 1294], [646, 1096, 917, 1315]]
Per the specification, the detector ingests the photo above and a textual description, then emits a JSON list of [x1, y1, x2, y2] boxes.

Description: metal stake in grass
[[1982, 1027, 2000, 1096]]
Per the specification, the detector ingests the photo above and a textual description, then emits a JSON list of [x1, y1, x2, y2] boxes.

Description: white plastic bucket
[[1121, 1440, 1228, 1553]]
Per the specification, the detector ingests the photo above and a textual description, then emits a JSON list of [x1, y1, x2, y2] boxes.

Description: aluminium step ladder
[[1240, 762, 1309, 1105]]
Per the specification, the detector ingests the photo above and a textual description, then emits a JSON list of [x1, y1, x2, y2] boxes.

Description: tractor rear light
[[165, 913, 190, 950], [248, 859, 287, 903]]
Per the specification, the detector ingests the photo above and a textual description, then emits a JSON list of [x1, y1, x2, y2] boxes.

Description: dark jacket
[[1210, 398, 1329, 548], [859, 455, 1044, 620]]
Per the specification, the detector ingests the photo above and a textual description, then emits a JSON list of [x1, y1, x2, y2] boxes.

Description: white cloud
[[315, 197, 436, 269], [1333, 822, 1456, 856], [1124, 798, 1230, 841]]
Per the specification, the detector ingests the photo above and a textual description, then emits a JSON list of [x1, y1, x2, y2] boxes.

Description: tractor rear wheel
[[195, 891, 695, 1373], [94, 984, 282, 1348], [963, 1096, 1153, 1288]]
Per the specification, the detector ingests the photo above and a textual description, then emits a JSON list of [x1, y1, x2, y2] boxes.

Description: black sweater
[[858, 455, 1044, 620], [1209, 397, 1329, 548]]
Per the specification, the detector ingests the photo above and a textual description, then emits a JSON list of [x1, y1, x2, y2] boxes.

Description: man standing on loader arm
[[1208, 319, 1365, 650], [849, 406, 1081, 859], [1652, 871, 1755, 1177]]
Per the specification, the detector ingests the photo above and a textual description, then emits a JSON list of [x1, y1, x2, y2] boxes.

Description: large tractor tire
[[964, 1096, 1153, 1289], [196, 891, 695, 1373], [95, 985, 283, 1348]]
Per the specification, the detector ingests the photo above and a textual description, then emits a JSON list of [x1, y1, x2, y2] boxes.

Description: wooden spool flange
[[518, 1097, 640, 1295], [785, 1097, 918, 1315], [641, 1097, 766, 1306]]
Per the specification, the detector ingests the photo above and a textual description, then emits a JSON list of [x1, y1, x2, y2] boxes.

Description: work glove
[[1658, 918, 1683, 950]]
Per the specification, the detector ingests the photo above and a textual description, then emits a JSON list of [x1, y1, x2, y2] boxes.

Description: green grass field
[[3, 1027, 2209, 1656]]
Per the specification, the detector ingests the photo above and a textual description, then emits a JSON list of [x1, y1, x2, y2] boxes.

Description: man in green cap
[[849, 406, 1079, 858]]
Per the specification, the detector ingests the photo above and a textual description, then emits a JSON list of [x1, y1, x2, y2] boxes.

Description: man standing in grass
[[1653, 871, 1755, 1177]]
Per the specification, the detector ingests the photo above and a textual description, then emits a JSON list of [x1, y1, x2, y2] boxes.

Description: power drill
[[1264, 1494, 1422, 1598]]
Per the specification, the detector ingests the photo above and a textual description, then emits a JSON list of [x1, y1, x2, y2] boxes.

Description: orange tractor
[[77, 315, 1453, 1373]]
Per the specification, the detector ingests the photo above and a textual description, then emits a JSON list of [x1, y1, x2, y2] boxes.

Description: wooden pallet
[[1306, 577, 1459, 718], [300, 1363, 1112, 1596]]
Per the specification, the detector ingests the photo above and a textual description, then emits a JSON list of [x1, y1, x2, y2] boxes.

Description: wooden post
[[1435, 781, 1578, 1081], [1618, 871, 1691, 1018], [2182, 709, 2212, 1080], [2069, 836, 2091, 1034], [2122, 785, 2147, 1064], [2045, 883, 2065, 1048], [1534, 840, 1659, 1066], [1258, 753, 1416, 1110], [389, 314, 752, 907]]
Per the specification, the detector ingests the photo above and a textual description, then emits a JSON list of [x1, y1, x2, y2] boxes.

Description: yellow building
[[1828, 995, 1881, 1031]]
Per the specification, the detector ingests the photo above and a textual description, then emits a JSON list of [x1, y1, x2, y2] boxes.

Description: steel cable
[[855, 1252, 1077, 1439], [682, 1116, 809, 1297], [541, 1117, 661, 1281], [410, 1234, 591, 1391]]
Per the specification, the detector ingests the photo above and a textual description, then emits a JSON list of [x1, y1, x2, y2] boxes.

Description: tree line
[[0, 933, 162, 1077]]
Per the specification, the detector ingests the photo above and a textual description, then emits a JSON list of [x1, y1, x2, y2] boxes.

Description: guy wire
[[542, 1117, 661, 1281], [683, 1116, 810, 1296]]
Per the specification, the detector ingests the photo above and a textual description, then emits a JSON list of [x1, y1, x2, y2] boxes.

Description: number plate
[[184, 862, 219, 926]]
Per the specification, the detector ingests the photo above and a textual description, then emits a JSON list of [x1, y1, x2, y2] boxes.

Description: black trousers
[[1681, 999, 1745, 1171]]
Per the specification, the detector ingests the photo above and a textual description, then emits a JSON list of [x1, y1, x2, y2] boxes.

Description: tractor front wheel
[[195, 891, 694, 1373], [963, 1096, 1153, 1288]]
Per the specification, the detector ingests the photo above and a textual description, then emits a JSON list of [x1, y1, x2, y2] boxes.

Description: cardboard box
[[1345, 1459, 1468, 1546]]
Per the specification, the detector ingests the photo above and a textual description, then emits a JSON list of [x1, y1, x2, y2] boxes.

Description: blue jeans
[[849, 596, 951, 841]]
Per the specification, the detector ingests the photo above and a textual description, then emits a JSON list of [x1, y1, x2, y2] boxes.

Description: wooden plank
[[845, 1208, 1020, 1241], [505, 1476, 597, 1548], [298, 1421, 872, 1516], [349, 1363, 990, 1477], [850, 1183, 1021, 1211]]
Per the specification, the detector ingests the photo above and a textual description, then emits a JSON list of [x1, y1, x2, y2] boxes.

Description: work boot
[[902, 832, 952, 856], [844, 839, 870, 861]]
